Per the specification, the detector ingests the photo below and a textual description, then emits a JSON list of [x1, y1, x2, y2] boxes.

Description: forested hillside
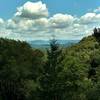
[[0, 28, 100, 100]]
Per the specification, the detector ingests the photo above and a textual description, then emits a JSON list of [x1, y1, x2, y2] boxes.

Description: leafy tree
[[61, 56, 91, 100], [0, 38, 44, 100]]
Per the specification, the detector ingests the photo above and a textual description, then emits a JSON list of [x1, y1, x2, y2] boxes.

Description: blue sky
[[0, 0, 100, 19], [0, 0, 100, 40], [43, 0, 100, 16]]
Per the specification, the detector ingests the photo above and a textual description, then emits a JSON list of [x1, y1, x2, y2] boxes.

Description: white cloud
[[80, 13, 100, 24], [35, 18, 49, 27], [15, 1, 48, 19], [49, 13, 74, 28], [0, 18, 4, 24], [94, 7, 100, 13], [0, 1, 100, 40], [80, 13, 96, 24]]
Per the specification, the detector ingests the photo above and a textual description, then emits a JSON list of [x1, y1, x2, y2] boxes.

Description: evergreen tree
[[93, 27, 100, 42], [39, 38, 64, 100]]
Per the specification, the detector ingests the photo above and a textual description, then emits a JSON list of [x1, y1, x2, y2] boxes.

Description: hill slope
[[65, 35, 100, 62], [0, 34, 100, 100]]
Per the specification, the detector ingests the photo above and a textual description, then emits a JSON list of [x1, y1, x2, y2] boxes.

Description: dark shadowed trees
[[39, 39, 65, 100], [0, 38, 44, 100]]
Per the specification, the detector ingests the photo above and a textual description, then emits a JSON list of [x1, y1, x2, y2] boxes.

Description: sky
[[0, 0, 100, 40]]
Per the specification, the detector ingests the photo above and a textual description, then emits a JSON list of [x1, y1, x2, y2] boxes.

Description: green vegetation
[[0, 28, 100, 100], [0, 38, 44, 100]]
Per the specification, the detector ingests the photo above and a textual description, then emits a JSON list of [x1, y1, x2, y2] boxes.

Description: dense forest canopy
[[0, 28, 100, 100]]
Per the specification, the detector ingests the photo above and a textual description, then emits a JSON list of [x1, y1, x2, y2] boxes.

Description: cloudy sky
[[0, 0, 100, 40]]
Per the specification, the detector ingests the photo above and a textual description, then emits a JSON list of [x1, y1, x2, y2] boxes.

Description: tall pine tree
[[39, 39, 64, 100]]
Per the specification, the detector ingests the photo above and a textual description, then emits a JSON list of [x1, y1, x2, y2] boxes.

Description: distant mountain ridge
[[28, 40, 79, 48]]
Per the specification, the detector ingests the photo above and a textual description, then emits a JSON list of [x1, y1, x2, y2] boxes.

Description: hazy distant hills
[[28, 40, 79, 49]]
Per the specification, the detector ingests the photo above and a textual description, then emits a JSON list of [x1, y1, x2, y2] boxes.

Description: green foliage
[[1, 28, 100, 100], [62, 32, 100, 100], [39, 39, 65, 100], [0, 38, 44, 100]]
